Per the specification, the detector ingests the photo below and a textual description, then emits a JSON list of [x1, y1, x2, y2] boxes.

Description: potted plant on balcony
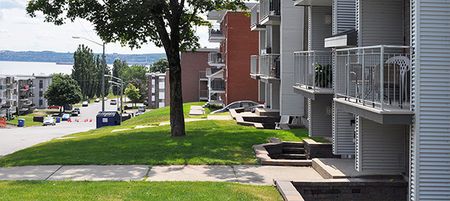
[[314, 63, 332, 88]]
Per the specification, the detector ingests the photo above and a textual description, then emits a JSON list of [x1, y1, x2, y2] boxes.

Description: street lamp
[[109, 80, 124, 114], [72, 36, 107, 112], [106, 75, 125, 114]]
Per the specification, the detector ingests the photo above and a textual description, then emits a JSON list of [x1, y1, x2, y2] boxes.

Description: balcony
[[250, 4, 266, 31], [259, 0, 281, 25], [259, 54, 280, 80], [208, 28, 225, 43], [199, 89, 209, 101], [294, 0, 332, 6], [334, 45, 413, 124], [293, 51, 333, 99], [209, 79, 225, 92], [208, 52, 225, 67], [250, 55, 260, 79], [206, 67, 224, 79]]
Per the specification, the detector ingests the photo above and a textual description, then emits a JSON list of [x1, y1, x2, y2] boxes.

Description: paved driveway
[[0, 100, 118, 156]]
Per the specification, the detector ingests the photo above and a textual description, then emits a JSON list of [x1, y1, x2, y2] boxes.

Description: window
[[39, 91, 43, 97], [39, 80, 43, 88], [39, 99, 43, 106]]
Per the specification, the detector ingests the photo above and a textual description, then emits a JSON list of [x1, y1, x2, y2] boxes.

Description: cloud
[[0, 0, 25, 10]]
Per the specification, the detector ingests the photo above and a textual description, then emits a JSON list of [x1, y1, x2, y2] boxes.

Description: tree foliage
[[45, 74, 82, 107], [27, 0, 247, 137], [124, 83, 141, 106], [149, 58, 168, 73], [112, 59, 127, 95]]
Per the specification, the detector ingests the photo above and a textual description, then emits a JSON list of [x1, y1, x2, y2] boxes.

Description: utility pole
[[101, 43, 106, 112]]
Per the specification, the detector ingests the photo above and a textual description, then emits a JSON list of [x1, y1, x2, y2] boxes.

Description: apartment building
[[146, 72, 167, 109], [32, 75, 52, 109], [250, 0, 305, 121], [208, 5, 259, 106], [180, 49, 214, 103], [16, 76, 35, 115], [287, 0, 450, 200], [0, 76, 17, 118]]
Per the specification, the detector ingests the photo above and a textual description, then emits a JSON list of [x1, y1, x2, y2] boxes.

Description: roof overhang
[[324, 29, 357, 48], [294, 0, 332, 6]]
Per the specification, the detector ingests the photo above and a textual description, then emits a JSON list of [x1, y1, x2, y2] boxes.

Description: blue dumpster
[[17, 118, 25, 127], [55, 117, 61, 123], [96, 111, 121, 128]]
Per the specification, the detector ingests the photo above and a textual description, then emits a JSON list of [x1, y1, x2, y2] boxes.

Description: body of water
[[0, 61, 73, 76]]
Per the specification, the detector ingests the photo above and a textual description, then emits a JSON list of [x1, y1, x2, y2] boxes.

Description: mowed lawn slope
[[0, 181, 282, 201], [0, 103, 308, 167]]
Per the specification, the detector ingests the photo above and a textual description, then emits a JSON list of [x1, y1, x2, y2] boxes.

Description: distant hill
[[0, 50, 166, 65]]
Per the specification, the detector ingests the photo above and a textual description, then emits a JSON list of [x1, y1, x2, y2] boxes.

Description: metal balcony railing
[[208, 28, 224, 41], [199, 71, 207, 80], [250, 55, 260, 76], [294, 51, 333, 91], [260, 54, 280, 79], [335, 45, 411, 110], [208, 52, 225, 66], [210, 79, 225, 91], [251, 4, 260, 28], [259, 0, 281, 22]]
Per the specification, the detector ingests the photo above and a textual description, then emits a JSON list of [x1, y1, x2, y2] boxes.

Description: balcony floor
[[293, 85, 334, 100], [334, 98, 413, 125], [260, 15, 281, 26]]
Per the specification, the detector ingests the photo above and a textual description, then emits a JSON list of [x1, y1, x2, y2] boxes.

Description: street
[[0, 100, 119, 156]]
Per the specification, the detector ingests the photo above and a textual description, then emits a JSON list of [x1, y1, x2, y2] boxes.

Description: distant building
[[0, 76, 17, 118], [16, 76, 35, 115], [146, 72, 167, 109], [32, 75, 52, 109]]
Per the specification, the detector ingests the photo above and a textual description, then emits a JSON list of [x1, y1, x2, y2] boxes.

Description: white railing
[[259, 0, 280, 22], [208, 52, 224, 65], [208, 27, 224, 40], [210, 78, 225, 91], [335, 45, 411, 110], [260, 54, 280, 79], [250, 55, 260, 76], [250, 4, 259, 28], [294, 50, 333, 91]]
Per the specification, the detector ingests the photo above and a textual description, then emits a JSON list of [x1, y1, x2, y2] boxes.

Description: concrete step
[[271, 153, 308, 160], [281, 142, 305, 148], [282, 147, 305, 154]]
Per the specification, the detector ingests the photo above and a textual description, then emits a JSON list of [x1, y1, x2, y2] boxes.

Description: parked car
[[82, 101, 89, 107], [48, 105, 61, 110], [94, 98, 100, 103], [72, 108, 80, 116], [211, 100, 261, 114], [110, 99, 117, 105], [43, 116, 56, 126], [62, 113, 71, 121], [138, 106, 146, 113]]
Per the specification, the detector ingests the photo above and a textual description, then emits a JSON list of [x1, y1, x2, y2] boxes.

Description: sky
[[0, 0, 217, 54]]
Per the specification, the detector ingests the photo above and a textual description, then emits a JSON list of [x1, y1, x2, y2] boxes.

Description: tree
[[125, 84, 141, 107], [45, 74, 82, 111], [72, 45, 96, 99], [121, 65, 148, 101], [150, 58, 168, 73], [27, 0, 246, 137], [112, 59, 128, 95]]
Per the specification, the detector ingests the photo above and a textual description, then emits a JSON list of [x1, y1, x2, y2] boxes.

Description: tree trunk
[[167, 51, 185, 137]]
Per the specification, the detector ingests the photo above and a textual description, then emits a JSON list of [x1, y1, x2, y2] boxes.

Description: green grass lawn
[[7, 114, 41, 127], [0, 120, 308, 166], [122, 102, 210, 126], [0, 181, 281, 201]]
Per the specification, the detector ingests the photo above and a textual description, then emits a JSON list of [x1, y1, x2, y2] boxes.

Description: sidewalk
[[0, 165, 323, 185]]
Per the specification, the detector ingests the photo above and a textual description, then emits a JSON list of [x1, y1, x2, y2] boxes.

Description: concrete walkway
[[0, 165, 323, 185]]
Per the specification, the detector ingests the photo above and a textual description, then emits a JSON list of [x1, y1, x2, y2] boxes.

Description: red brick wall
[[222, 12, 259, 104], [180, 51, 210, 103]]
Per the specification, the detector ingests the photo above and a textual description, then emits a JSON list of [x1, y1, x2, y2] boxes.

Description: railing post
[[312, 52, 316, 91], [346, 50, 350, 100], [361, 48, 365, 105], [380, 46, 385, 110]]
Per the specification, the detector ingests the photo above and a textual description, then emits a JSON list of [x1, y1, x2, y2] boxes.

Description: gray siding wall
[[333, 0, 356, 35], [410, 0, 450, 200], [309, 95, 333, 138], [280, 1, 305, 116], [356, 116, 408, 174], [332, 101, 355, 155], [309, 6, 332, 51], [357, 0, 405, 46]]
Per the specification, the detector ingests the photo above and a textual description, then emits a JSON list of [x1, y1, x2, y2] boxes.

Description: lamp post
[[108, 80, 124, 114], [72, 36, 106, 112]]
